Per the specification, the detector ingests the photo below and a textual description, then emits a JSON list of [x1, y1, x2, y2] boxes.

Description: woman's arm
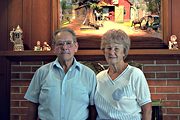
[[141, 102, 152, 120]]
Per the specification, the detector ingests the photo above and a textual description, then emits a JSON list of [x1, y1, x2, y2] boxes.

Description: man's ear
[[74, 42, 79, 52]]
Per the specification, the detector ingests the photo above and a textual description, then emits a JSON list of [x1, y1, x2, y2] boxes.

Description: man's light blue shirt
[[24, 58, 97, 120]]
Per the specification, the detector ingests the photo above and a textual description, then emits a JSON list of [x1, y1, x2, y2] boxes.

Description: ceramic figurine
[[169, 35, 178, 50], [34, 41, 42, 51], [43, 42, 51, 51], [10, 25, 24, 51]]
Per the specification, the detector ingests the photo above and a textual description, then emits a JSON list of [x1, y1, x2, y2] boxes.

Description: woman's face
[[104, 43, 125, 65]]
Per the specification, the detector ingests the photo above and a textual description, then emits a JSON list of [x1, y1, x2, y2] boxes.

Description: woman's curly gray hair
[[101, 29, 131, 60]]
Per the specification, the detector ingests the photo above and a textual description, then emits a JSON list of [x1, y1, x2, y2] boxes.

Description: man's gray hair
[[52, 27, 77, 45]]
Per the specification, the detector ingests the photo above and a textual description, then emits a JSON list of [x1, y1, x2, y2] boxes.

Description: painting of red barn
[[59, 0, 167, 49]]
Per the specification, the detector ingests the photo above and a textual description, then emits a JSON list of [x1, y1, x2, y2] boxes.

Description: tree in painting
[[129, 0, 161, 15], [60, 0, 101, 29], [75, 0, 101, 27], [145, 0, 161, 15]]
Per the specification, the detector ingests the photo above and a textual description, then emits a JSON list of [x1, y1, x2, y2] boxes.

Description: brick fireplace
[[0, 50, 180, 120]]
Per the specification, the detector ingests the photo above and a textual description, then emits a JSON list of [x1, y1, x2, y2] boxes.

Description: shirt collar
[[53, 57, 81, 71]]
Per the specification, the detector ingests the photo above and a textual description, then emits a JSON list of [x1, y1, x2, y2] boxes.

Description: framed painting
[[59, 0, 168, 49]]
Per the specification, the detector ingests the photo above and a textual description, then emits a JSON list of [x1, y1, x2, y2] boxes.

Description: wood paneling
[[162, 0, 172, 45], [31, 0, 51, 48], [23, 0, 32, 50], [172, 0, 180, 46], [0, 0, 59, 51], [0, 0, 8, 50], [8, 0, 23, 49]]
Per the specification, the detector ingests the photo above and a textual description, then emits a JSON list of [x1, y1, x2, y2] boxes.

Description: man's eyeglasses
[[55, 41, 75, 48]]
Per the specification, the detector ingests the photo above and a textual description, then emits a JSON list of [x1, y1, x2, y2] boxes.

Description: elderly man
[[24, 28, 97, 120]]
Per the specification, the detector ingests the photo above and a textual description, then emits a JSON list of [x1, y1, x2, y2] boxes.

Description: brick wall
[[10, 60, 180, 120]]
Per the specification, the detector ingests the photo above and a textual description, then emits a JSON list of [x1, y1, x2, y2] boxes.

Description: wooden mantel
[[0, 49, 180, 61]]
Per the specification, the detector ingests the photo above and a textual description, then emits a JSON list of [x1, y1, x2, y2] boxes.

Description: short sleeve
[[24, 69, 42, 103], [134, 69, 152, 106]]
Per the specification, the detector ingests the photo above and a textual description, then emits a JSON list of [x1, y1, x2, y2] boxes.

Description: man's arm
[[141, 102, 152, 120], [27, 101, 38, 120], [88, 105, 97, 120]]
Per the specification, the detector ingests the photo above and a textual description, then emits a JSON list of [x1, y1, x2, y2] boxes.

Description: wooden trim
[[163, 0, 172, 45], [51, 0, 59, 36], [0, 49, 180, 61], [23, 0, 32, 49], [1, 49, 180, 56]]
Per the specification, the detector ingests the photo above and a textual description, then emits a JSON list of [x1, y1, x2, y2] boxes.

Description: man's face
[[54, 31, 78, 62]]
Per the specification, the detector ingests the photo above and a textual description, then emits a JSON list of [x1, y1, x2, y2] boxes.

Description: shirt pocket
[[39, 85, 60, 105], [72, 86, 89, 104]]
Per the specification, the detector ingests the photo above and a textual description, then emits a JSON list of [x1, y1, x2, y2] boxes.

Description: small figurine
[[169, 35, 178, 50], [34, 41, 42, 51], [43, 42, 51, 51], [10, 25, 24, 51]]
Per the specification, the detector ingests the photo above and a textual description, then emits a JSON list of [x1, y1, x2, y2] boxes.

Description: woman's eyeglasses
[[104, 47, 121, 52]]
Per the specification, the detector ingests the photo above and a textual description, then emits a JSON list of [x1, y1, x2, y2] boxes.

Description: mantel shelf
[[0, 49, 180, 61]]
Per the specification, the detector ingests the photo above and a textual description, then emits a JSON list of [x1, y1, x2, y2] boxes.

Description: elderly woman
[[94, 29, 152, 120]]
